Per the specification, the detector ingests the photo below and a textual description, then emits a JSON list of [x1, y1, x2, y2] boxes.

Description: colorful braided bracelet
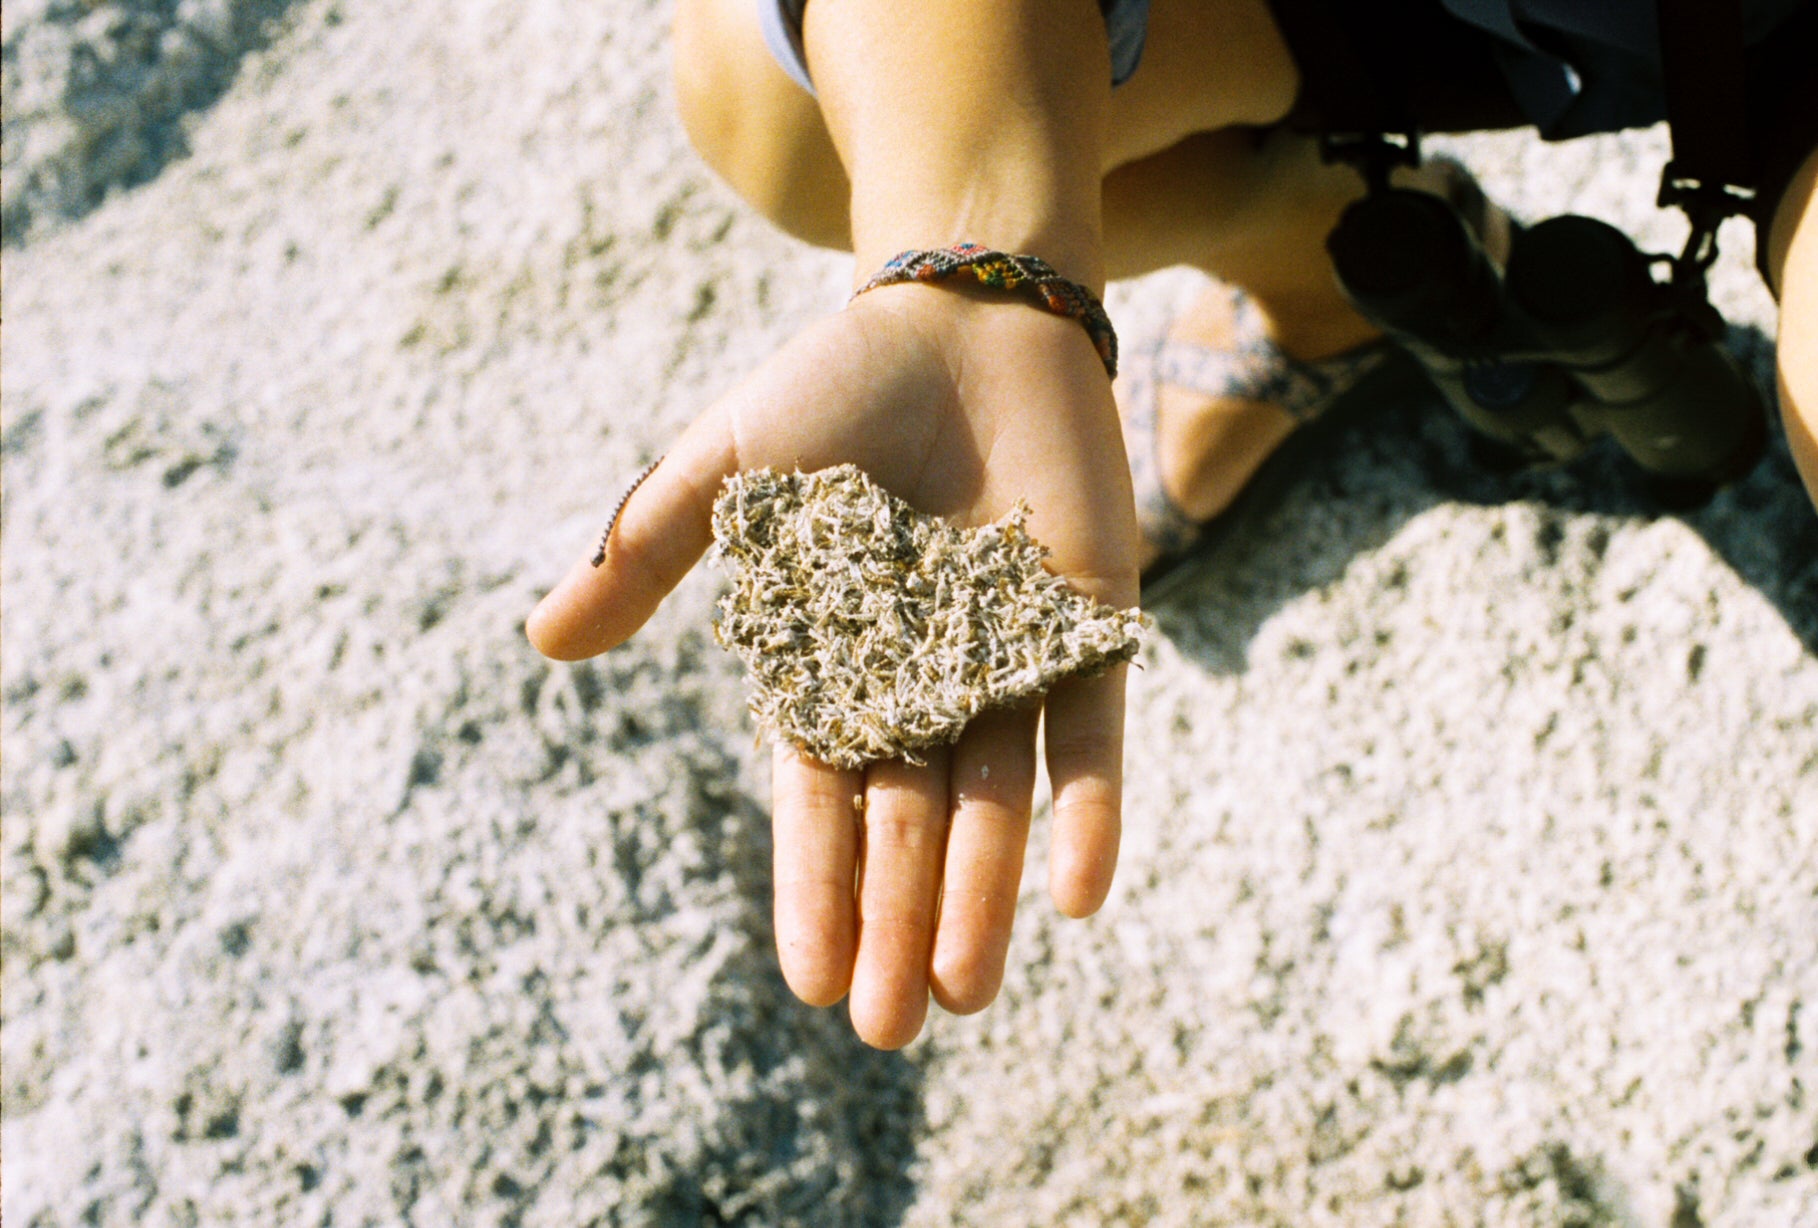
[[851, 243, 1118, 379]]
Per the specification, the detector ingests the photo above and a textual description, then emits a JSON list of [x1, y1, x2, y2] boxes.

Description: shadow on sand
[[1145, 324, 1818, 665], [706, 777, 927, 1228]]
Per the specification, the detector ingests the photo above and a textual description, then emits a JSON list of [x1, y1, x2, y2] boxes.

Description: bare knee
[[672, 0, 851, 249], [1106, 0, 1300, 166]]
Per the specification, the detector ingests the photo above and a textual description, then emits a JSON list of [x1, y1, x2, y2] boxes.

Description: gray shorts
[[758, 0, 1152, 93]]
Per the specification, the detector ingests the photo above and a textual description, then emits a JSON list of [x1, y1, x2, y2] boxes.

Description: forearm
[[802, 0, 1112, 289]]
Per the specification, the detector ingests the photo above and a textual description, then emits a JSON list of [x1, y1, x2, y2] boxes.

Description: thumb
[[526, 405, 737, 661]]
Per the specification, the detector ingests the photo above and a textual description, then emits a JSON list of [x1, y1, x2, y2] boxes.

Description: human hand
[[527, 284, 1139, 1048]]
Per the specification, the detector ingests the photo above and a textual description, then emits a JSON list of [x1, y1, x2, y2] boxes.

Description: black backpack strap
[[1275, 0, 1757, 276], [1655, 0, 1756, 278]]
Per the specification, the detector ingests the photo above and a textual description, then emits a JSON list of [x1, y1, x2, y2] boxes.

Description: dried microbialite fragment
[[710, 464, 1144, 770]]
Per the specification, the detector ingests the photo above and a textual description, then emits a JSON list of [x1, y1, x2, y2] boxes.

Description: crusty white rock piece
[[710, 465, 1144, 770]]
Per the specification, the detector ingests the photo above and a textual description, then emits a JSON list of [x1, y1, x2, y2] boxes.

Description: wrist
[[851, 244, 1119, 377], [848, 193, 1106, 296]]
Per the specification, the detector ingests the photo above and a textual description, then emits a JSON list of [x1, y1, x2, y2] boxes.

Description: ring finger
[[848, 751, 952, 1049]]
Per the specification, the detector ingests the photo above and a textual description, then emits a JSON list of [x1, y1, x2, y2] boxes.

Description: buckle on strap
[[1658, 160, 1758, 282], [1319, 130, 1421, 193], [1658, 160, 1757, 218]]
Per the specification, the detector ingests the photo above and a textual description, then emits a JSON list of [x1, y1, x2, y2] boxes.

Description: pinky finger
[[1040, 666, 1127, 918]]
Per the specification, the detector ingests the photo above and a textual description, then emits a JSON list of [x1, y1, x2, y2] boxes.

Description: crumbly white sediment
[[9, 2, 1815, 1218], [710, 465, 1142, 769]]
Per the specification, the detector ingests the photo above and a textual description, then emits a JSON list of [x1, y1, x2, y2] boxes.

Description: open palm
[[528, 285, 1139, 1048]]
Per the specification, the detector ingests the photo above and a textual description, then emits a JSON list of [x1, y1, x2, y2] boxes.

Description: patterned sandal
[[1125, 288, 1401, 601]]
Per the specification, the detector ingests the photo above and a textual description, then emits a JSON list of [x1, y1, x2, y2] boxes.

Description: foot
[[1118, 282, 1384, 572], [1119, 158, 1513, 575]]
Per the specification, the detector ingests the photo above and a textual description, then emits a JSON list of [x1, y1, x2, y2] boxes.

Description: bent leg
[[1765, 143, 1818, 515], [672, 0, 852, 249]]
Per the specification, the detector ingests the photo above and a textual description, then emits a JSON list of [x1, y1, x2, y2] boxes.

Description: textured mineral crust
[[710, 465, 1144, 769]]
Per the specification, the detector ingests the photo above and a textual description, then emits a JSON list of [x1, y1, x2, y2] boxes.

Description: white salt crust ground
[[3, 2, 1815, 1224]]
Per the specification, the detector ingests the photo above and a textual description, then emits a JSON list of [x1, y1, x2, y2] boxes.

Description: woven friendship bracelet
[[851, 243, 1119, 379]]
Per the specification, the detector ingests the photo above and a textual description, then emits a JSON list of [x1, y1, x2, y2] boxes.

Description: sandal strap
[[1152, 293, 1395, 424], [1123, 288, 1398, 565]]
